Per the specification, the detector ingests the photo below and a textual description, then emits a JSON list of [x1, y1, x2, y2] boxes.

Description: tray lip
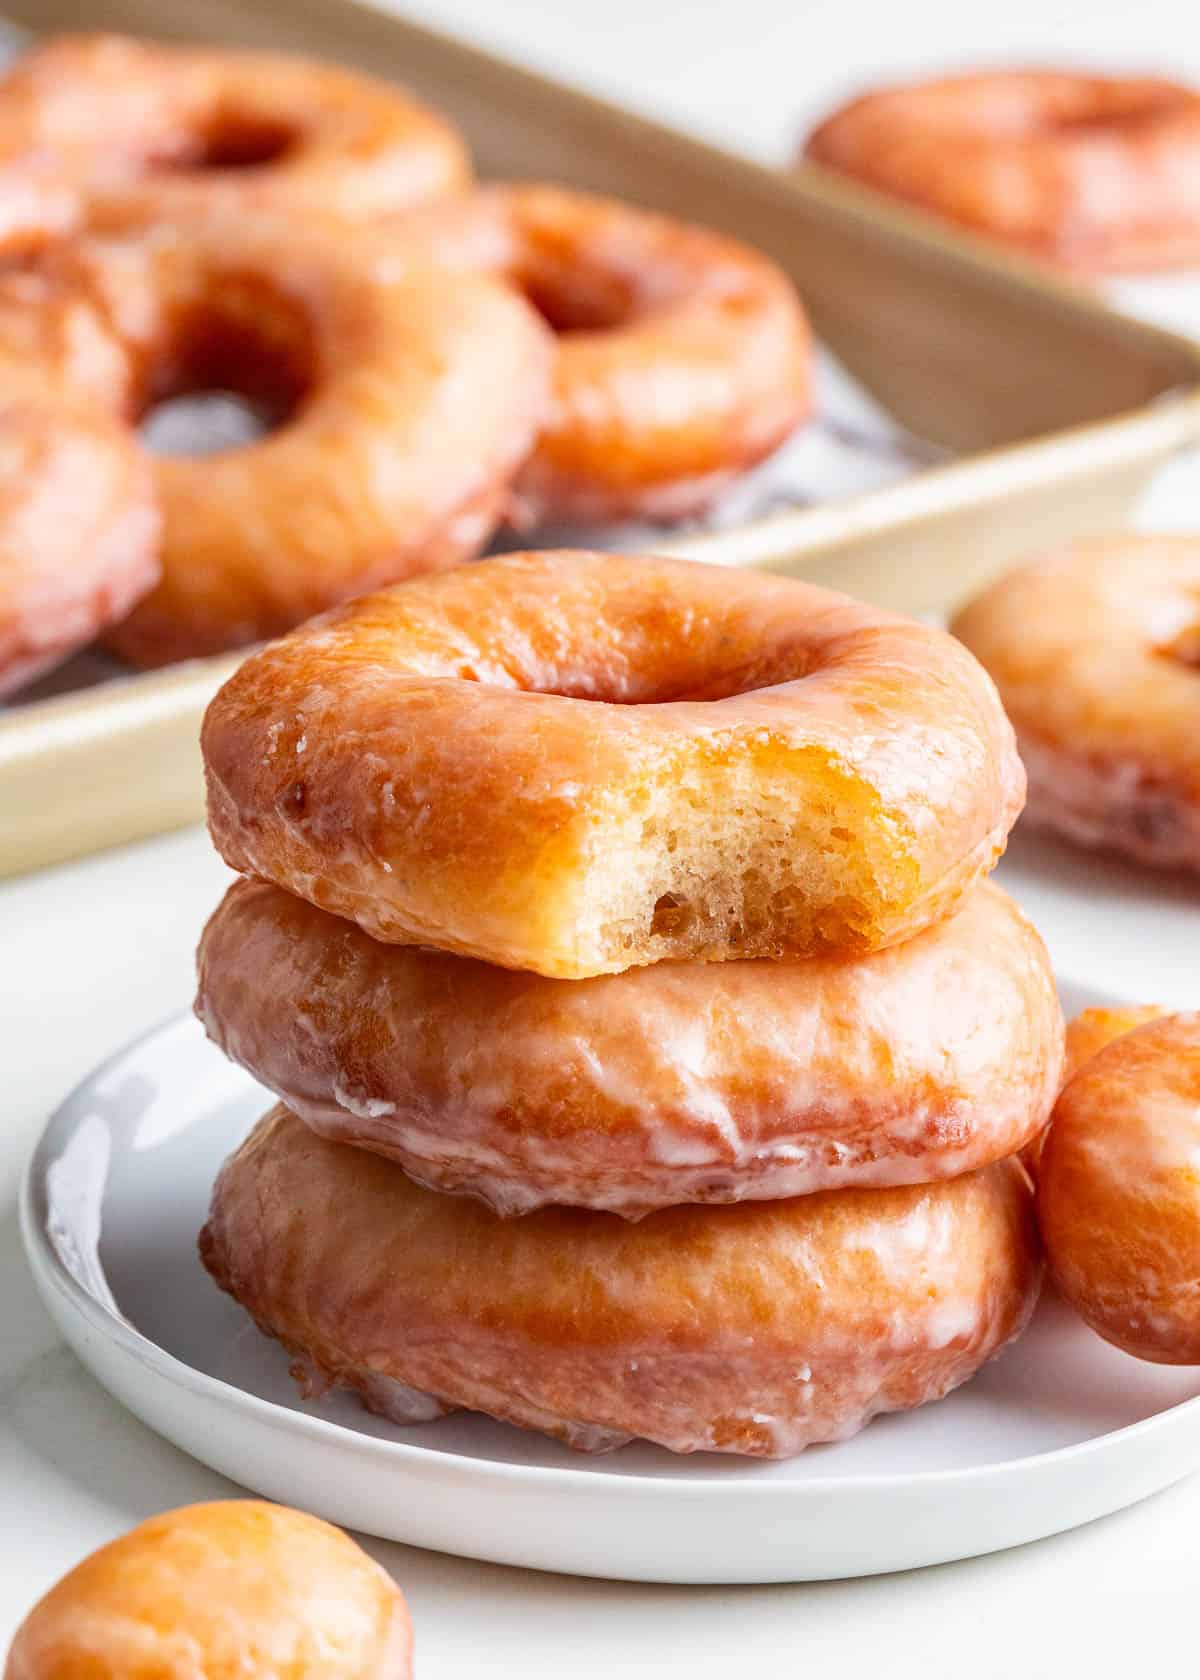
[[4, 377, 1196, 735], [0, 0, 1198, 742], [22, 1000, 1200, 1504]]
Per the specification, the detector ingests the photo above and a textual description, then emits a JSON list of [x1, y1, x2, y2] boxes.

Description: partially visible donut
[[202, 550, 1025, 977], [197, 877, 1063, 1217], [0, 33, 470, 224], [1039, 1013, 1200, 1363], [2, 1501, 412, 1680], [803, 70, 1200, 272], [0, 151, 76, 258], [0, 211, 553, 665], [952, 535, 1200, 871], [0, 379, 159, 696], [201, 1106, 1042, 1458], [392, 184, 812, 523], [1022, 1002, 1167, 1178]]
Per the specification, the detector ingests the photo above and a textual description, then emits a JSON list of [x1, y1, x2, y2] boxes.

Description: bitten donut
[[392, 184, 812, 522], [0, 212, 552, 664], [201, 1107, 1041, 1457], [0, 32, 469, 223], [2, 1501, 412, 1680], [1039, 1013, 1200, 1363], [952, 535, 1200, 871], [203, 551, 1025, 978], [0, 380, 159, 696], [197, 878, 1062, 1217], [803, 71, 1200, 272]]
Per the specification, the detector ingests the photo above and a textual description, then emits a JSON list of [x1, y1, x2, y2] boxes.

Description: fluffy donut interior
[[570, 743, 910, 967], [426, 594, 920, 966]]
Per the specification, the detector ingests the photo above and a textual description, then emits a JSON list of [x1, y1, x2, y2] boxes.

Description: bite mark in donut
[[202, 550, 1025, 977]]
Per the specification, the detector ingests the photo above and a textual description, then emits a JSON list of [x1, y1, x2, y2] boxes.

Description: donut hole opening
[[1161, 624, 1200, 670], [519, 269, 637, 334], [170, 115, 299, 172], [139, 280, 315, 457]]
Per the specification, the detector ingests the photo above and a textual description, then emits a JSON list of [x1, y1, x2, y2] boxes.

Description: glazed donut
[[0, 380, 159, 696], [0, 212, 552, 665], [0, 152, 76, 258], [1038, 1013, 1200, 1363], [952, 535, 1200, 871], [803, 71, 1200, 272], [391, 184, 812, 523], [1063, 1004, 1169, 1084], [1021, 1003, 1167, 1177], [197, 877, 1062, 1217], [201, 1106, 1041, 1457], [2, 1501, 412, 1680], [203, 550, 1025, 978], [0, 33, 469, 224]]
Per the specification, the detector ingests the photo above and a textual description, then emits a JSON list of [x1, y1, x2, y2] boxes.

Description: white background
[[3, 0, 1200, 1672]]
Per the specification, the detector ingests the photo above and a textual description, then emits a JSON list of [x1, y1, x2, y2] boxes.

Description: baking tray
[[3, 0, 1200, 878]]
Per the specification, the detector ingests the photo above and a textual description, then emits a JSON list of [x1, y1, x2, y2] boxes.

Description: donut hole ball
[[2, 1500, 413, 1680], [1039, 1013, 1200, 1364]]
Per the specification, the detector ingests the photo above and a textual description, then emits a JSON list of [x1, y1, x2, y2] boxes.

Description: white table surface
[[4, 0, 1200, 1669]]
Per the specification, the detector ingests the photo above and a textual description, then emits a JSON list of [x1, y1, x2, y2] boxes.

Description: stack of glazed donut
[[0, 32, 813, 694], [195, 547, 1064, 1459]]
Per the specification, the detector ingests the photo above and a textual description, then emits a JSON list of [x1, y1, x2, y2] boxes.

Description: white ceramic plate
[[20, 995, 1200, 1585]]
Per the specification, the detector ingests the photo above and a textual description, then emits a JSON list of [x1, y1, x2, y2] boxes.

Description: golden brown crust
[[1021, 1003, 1168, 1177], [391, 183, 812, 522], [1039, 1013, 1200, 1362], [804, 70, 1200, 273], [197, 877, 1062, 1215], [0, 33, 470, 223], [0, 211, 552, 665], [202, 1108, 1042, 1457], [2, 1501, 412, 1680], [203, 550, 1024, 976], [0, 377, 159, 696], [952, 535, 1200, 871]]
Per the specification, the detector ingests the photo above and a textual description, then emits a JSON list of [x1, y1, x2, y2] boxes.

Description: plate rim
[[22, 1001, 1200, 1505]]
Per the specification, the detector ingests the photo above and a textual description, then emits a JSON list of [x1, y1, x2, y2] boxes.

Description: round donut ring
[[0, 212, 553, 665], [1039, 1013, 1200, 1363], [201, 1107, 1042, 1458], [3, 1502, 413, 1680], [952, 535, 1200, 872], [197, 877, 1063, 1218], [803, 71, 1200, 272], [392, 184, 812, 523], [0, 33, 470, 223], [0, 379, 159, 696], [202, 550, 1025, 977]]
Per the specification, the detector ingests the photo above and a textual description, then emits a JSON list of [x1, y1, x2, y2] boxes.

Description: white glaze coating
[[196, 877, 1063, 1216], [200, 1109, 1043, 1458]]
